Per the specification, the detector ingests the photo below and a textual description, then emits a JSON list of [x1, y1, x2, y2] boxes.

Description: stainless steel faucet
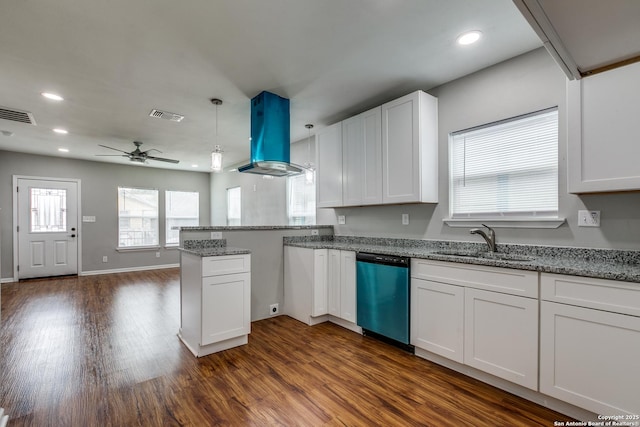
[[470, 224, 496, 252]]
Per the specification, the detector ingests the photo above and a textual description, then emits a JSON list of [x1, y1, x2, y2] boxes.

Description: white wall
[[0, 151, 210, 279], [318, 48, 640, 250]]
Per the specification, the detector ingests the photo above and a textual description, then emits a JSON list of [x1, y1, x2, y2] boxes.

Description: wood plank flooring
[[1, 269, 572, 426]]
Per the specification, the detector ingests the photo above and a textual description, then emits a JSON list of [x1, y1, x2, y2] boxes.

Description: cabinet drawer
[[541, 273, 640, 316], [411, 259, 538, 298], [202, 254, 250, 277]]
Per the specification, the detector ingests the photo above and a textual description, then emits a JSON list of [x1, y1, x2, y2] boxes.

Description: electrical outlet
[[578, 210, 601, 227], [155, 251, 161, 258], [402, 213, 409, 225], [211, 231, 222, 239], [102, 256, 108, 263], [269, 303, 279, 316], [311, 229, 319, 236], [338, 215, 346, 225]]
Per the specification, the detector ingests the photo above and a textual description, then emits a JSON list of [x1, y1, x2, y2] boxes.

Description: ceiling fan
[[97, 141, 179, 164]]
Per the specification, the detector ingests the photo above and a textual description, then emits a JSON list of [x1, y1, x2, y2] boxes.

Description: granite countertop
[[180, 225, 333, 231], [283, 237, 640, 284], [179, 246, 251, 257]]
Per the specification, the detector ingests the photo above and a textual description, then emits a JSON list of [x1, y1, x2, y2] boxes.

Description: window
[[165, 191, 199, 246], [287, 173, 316, 225], [118, 187, 158, 248], [30, 188, 67, 232], [227, 186, 241, 226], [449, 108, 558, 219]]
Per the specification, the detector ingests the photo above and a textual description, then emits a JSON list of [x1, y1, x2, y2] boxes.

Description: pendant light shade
[[304, 124, 315, 184], [210, 98, 223, 172]]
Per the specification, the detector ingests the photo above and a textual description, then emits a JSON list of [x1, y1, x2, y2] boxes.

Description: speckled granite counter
[[179, 238, 250, 257], [180, 225, 334, 231], [283, 236, 640, 284]]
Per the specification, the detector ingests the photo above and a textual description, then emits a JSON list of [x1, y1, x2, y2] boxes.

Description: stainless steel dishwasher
[[356, 252, 412, 350]]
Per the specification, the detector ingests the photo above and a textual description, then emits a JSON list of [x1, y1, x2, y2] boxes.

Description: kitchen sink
[[431, 250, 534, 262]]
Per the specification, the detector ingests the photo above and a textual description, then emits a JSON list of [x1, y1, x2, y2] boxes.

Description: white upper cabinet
[[381, 90, 438, 204], [568, 61, 640, 193], [316, 121, 343, 208], [342, 106, 383, 206]]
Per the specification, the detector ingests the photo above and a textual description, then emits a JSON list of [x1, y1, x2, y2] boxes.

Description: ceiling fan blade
[[146, 155, 179, 164], [98, 144, 130, 154], [95, 154, 128, 157]]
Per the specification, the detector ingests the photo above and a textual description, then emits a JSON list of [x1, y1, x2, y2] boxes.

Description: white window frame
[[445, 108, 564, 229], [227, 186, 241, 226], [287, 172, 316, 225], [165, 190, 199, 247], [117, 187, 159, 249]]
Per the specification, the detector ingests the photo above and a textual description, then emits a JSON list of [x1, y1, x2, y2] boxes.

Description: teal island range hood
[[238, 91, 304, 177]]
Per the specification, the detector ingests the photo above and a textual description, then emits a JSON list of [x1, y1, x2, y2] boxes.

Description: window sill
[[164, 244, 180, 250], [116, 246, 161, 252], [443, 217, 566, 229]]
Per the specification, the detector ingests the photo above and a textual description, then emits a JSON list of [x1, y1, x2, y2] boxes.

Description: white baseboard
[[1, 278, 16, 283], [80, 263, 179, 276]]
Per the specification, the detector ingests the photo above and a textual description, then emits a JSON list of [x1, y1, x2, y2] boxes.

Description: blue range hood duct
[[238, 91, 303, 177]]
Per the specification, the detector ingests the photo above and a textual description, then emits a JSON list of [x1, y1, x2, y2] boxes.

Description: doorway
[[13, 176, 81, 280]]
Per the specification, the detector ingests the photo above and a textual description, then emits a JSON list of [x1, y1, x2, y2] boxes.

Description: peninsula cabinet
[[568, 61, 640, 193], [540, 273, 640, 415], [284, 246, 328, 325], [381, 90, 438, 204], [342, 106, 383, 206], [411, 259, 539, 390], [179, 252, 251, 357], [315, 122, 343, 208]]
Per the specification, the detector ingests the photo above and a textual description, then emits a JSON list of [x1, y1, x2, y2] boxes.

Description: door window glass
[[30, 188, 67, 232]]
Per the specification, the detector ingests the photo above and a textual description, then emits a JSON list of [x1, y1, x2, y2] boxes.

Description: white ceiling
[[0, 0, 544, 171]]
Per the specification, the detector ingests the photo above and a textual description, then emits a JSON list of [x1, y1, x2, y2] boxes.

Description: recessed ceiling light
[[457, 30, 482, 45], [58, 148, 69, 153], [191, 164, 198, 168], [41, 92, 64, 101], [53, 128, 68, 134]]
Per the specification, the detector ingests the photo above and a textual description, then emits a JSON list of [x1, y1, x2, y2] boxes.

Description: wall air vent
[[149, 109, 184, 122], [0, 106, 36, 125]]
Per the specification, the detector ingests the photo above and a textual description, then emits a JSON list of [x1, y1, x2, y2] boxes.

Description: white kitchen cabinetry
[[179, 252, 251, 357], [315, 122, 343, 208], [568, 61, 640, 193], [411, 277, 464, 363], [381, 90, 438, 204], [540, 273, 640, 415], [342, 106, 382, 206], [327, 250, 357, 323], [284, 246, 328, 325], [411, 259, 538, 390]]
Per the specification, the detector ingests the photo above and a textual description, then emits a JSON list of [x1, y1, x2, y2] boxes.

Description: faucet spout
[[470, 224, 497, 252]]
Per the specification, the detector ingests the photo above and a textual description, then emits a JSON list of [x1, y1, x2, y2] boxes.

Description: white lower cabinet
[[411, 260, 538, 390], [464, 288, 538, 390], [284, 246, 356, 327], [411, 278, 464, 363], [540, 273, 640, 415], [284, 246, 328, 325], [179, 252, 251, 357]]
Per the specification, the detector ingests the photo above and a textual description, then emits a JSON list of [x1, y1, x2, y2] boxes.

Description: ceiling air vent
[[0, 106, 36, 125], [149, 109, 184, 122]]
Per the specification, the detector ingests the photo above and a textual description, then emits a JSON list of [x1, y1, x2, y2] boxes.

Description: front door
[[16, 177, 79, 279]]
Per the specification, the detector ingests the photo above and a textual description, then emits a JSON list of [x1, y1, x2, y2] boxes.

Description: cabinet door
[[540, 301, 640, 415], [316, 122, 343, 207], [284, 246, 314, 324], [568, 61, 640, 193], [411, 278, 464, 363], [327, 249, 341, 317], [381, 91, 437, 204], [339, 251, 356, 323], [464, 288, 538, 390], [312, 249, 328, 316], [201, 272, 251, 346], [342, 107, 382, 206]]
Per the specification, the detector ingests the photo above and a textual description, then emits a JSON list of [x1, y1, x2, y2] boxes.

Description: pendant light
[[304, 124, 315, 184], [210, 98, 223, 172]]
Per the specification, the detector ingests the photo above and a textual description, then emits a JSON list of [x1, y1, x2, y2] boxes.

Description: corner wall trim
[[80, 263, 179, 276]]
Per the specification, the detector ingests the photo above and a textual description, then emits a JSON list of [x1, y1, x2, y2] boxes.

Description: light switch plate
[[338, 215, 346, 225], [82, 216, 96, 222], [402, 214, 409, 225], [578, 210, 600, 227], [211, 231, 223, 239]]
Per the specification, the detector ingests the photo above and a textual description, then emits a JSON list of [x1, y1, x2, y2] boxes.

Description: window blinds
[[449, 108, 558, 218]]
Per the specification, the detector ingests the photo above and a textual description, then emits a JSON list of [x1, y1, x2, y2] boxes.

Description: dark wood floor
[[1, 269, 570, 426]]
